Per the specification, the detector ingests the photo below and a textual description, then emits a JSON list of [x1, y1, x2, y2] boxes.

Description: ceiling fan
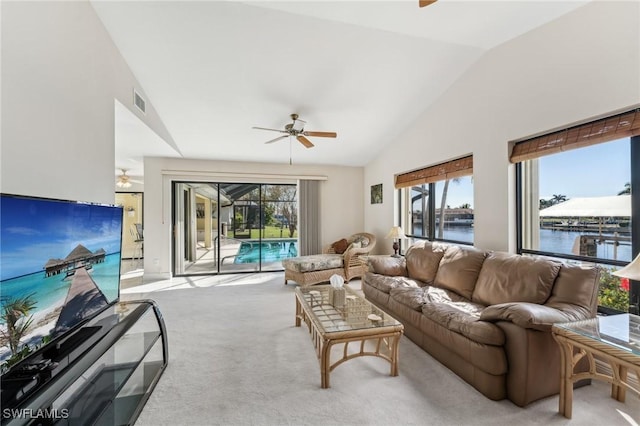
[[252, 113, 337, 149], [419, 0, 437, 7], [116, 169, 142, 188]]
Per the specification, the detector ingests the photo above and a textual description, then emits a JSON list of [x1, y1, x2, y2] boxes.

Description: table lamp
[[386, 226, 406, 257], [613, 253, 640, 281]]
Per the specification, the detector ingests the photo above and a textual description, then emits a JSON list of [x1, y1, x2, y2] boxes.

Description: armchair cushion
[[282, 254, 343, 273]]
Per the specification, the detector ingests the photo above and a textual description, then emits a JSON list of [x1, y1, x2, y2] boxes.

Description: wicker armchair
[[322, 232, 376, 280], [283, 232, 377, 287]]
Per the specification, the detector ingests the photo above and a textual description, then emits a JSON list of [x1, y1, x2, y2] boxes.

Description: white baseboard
[[143, 272, 172, 282]]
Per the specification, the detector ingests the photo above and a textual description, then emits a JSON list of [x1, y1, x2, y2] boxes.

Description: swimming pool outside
[[234, 239, 298, 264]]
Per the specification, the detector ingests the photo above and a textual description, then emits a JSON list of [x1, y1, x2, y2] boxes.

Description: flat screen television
[[0, 193, 123, 374]]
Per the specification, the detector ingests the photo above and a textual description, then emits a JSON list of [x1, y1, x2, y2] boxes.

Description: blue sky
[[0, 196, 122, 281], [416, 137, 630, 210], [539, 138, 630, 199]]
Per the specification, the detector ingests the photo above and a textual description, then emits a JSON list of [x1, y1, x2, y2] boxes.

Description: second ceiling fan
[[253, 114, 337, 148]]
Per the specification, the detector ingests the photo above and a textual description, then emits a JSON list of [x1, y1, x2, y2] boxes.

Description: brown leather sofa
[[362, 241, 600, 407]]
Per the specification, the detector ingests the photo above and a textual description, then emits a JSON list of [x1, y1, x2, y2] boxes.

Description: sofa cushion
[[390, 287, 428, 311], [422, 300, 505, 346], [365, 272, 423, 294], [331, 238, 349, 254], [405, 241, 448, 284], [368, 256, 407, 276], [422, 285, 469, 304], [546, 263, 600, 314], [433, 245, 487, 299], [472, 252, 560, 306], [282, 254, 343, 273]]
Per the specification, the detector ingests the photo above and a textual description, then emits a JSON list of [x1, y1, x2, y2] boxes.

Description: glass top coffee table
[[552, 314, 640, 419], [294, 284, 404, 388]]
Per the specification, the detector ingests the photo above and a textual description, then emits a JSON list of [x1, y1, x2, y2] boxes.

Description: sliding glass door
[[172, 182, 298, 276]]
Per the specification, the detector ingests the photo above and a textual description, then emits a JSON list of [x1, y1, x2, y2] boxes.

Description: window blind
[[394, 155, 473, 189], [510, 108, 640, 163]]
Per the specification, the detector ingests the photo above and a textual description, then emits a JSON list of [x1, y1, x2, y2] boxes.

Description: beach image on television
[[0, 195, 123, 367]]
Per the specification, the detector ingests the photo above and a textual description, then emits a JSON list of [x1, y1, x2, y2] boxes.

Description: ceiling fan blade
[[252, 126, 288, 134], [297, 136, 314, 148], [303, 131, 337, 138], [419, 0, 437, 7], [264, 135, 288, 144]]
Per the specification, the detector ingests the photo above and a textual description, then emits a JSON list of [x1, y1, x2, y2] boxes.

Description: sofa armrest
[[480, 302, 591, 332], [364, 256, 407, 277]]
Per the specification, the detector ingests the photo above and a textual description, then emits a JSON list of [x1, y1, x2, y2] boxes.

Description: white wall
[[143, 157, 363, 279], [364, 1, 640, 253], [1, 1, 174, 204]]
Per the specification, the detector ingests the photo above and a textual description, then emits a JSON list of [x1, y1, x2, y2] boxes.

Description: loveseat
[[362, 241, 600, 407], [283, 232, 376, 287]]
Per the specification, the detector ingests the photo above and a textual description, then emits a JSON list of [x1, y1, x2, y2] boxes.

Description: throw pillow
[[332, 238, 349, 254], [350, 235, 370, 248]]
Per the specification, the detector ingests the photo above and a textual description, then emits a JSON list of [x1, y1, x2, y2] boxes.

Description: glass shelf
[[1, 300, 168, 426]]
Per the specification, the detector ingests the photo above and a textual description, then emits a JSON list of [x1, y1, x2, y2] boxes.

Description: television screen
[[0, 194, 123, 371]]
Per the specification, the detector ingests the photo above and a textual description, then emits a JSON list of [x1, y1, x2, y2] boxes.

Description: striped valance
[[510, 108, 640, 163], [395, 155, 473, 189]]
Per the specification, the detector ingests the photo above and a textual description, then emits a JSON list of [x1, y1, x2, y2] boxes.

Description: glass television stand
[[1, 300, 168, 426]]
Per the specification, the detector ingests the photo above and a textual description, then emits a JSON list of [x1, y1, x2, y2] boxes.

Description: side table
[[552, 314, 640, 419]]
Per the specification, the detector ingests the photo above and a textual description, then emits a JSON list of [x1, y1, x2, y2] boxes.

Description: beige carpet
[[121, 272, 640, 426]]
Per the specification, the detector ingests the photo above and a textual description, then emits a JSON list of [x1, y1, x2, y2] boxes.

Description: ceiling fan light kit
[[253, 113, 337, 150], [116, 169, 133, 188]]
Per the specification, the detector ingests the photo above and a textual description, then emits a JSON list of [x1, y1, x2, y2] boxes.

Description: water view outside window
[[520, 137, 632, 312], [435, 176, 474, 243], [405, 176, 474, 245]]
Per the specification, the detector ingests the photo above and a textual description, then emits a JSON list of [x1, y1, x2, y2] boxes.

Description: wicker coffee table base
[[295, 291, 403, 388]]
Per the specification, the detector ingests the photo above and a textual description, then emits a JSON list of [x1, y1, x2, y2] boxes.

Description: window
[[397, 156, 474, 247], [514, 108, 640, 313]]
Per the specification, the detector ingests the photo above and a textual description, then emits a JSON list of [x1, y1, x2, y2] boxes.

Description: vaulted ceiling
[[92, 1, 589, 179]]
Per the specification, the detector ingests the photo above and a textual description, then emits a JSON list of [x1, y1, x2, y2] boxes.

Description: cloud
[[5, 227, 40, 236]]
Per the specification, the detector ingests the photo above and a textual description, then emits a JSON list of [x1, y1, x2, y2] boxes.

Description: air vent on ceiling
[[133, 89, 146, 114]]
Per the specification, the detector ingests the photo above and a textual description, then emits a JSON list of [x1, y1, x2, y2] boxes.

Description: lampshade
[[613, 253, 640, 281], [386, 226, 406, 240], [116, 180, 132, 188]]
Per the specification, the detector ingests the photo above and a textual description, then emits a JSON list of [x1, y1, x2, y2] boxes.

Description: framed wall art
[[371, 184, 383, 204]]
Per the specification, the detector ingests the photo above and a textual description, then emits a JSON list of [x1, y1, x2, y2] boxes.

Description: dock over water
[[53, 267, 108, 336]]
